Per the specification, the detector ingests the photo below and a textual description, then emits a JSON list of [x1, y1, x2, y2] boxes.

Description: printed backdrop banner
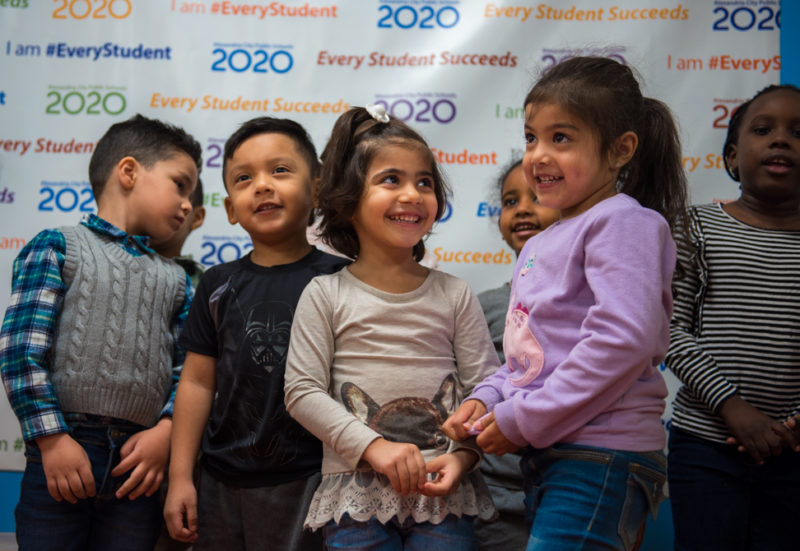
[[0, 0, 781, 470]]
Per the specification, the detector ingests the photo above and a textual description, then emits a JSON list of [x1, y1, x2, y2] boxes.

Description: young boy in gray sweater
[[0, 114, 202, 551]]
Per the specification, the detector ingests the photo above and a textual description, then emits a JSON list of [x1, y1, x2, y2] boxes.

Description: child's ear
[[611, 131, 638, 170], [190, 206, 206, 231], [224, 196, 238, 226], [117, 156, 138, 191], [724, 144, 740, 181]]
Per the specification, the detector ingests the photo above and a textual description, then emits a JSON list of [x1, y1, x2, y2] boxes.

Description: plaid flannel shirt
[[0, 214, 192, 442]]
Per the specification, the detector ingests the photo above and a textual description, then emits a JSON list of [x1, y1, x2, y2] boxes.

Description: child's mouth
[[763, 155, 794, 174], [255, 202, 280, 213], [536, 175, 562, 188], [388, 214, 421, 224], [512, 222, 540, 235]]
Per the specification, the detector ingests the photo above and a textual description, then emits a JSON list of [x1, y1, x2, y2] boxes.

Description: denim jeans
[[520, 443, 666, 550], [15, 414, 162, 551], [668, 427, 800, 551], [324, 513, 477, 551]]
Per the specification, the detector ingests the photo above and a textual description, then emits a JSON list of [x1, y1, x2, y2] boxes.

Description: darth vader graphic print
[[243, 301, 294, 373]]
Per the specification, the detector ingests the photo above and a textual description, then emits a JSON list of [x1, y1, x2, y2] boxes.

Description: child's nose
[[514, 199, 534, 216], [527, 144, 550, 165], [399, 181, 423, 203], [254, 175, 273, 192], [771, 128, 792, 147]]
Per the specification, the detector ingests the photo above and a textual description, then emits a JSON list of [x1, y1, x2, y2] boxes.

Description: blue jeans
[[15, 414, 162, 551], [324, 513, 477, 550], [521, 444, 666, 550], [668, 427, 800, 551]]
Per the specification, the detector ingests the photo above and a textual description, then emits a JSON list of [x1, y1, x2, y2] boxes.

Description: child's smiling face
[[522, 102, 621, 220], [498, 164, 559, 256], [223, 132, 315, 246], [350, 142, 438, 259]]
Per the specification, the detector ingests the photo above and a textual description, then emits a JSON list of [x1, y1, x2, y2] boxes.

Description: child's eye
[[525, 132, 536, 144], [417, 177, 434, 188], [235, 174, 251, 184], [273, 166, 289, 174], [753, 126, 770, 136], [380, 175, 399, 185], [502, 197, 519, 208], [553, 132, 569, 144]]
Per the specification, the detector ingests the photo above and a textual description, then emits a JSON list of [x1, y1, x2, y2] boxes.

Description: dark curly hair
[[317, 107, 450, 261]]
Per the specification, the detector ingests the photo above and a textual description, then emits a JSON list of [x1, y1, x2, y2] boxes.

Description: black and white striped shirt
[[666, 203, 800, 442]]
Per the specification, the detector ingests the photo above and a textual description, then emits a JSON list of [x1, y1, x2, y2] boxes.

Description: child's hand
[[442, 400, 488, 442], [421, 449, 476, 497], [361, 438, 427, 496], [720, 396, 796, 463], [475, 413, 520, 456], [163, 478, 199, 543], [782, 414, 800, 452], [36, 432, 96, 503], [111, 417, 171, 500]]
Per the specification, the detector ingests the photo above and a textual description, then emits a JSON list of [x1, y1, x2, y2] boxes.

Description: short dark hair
[[222, 117, 321, 189], [723, 84, 800, 181], [525, 56, 687, 231], [88, 114, 202, 200], [317, 106, 450, 261], [190, 177, 204, 209]]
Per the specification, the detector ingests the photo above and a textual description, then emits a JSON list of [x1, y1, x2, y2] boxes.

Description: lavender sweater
[[469, 194, 674, 452]]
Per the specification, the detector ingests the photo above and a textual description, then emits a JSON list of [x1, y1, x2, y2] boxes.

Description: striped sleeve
[[665, 208, 737, 412]]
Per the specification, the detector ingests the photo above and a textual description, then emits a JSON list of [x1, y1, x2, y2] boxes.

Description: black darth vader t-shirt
[[180, 248, 349, 487]]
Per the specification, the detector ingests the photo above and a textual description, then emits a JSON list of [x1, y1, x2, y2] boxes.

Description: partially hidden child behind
[[475, 159, 558, 550], [163, 117, 349, 550], [444, 56, 689, 550], [283, 105, 499, 549], [0, 114, 202, 551], [151, 177, 207, 287], [150, 178, 205, 551], [665, 84, 800, 551]]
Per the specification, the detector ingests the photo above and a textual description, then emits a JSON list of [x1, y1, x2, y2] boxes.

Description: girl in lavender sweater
[[444, 56, 688, 550]]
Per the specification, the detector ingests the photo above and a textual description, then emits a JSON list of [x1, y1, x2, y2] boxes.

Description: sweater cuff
[[493, 399, 528, 448], [338, 422, 383, 471], [468, 387, 502, 412], [708, 384, 739, 414]]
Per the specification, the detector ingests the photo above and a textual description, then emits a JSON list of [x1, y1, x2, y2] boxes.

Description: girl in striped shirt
[[665, 84, 800, 551]]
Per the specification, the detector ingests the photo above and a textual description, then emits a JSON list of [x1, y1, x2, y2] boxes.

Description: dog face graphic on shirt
[[341, 374, 457, 452]]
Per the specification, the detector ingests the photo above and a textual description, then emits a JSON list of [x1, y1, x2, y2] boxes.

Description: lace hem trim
[[305, 470, 497, 530]]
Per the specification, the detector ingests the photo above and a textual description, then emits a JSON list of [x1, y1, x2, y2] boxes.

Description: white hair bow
[[365, 103, 390, 123]]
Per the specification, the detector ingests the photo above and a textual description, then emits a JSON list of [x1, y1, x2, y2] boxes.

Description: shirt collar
[[80, 214, 155, 254]]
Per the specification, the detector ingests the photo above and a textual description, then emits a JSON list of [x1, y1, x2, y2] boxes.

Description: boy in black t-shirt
[[164, 118, 348, 550]]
